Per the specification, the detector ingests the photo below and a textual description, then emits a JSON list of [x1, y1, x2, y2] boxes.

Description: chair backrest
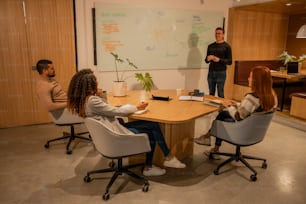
[[49, 108, 84, 125], [84, 117, 151, 158], [210, 112, 274, 146]]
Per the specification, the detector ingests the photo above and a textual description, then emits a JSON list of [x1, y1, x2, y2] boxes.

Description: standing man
[[205, 27, 232, 98], [194, 28, 232, 146]]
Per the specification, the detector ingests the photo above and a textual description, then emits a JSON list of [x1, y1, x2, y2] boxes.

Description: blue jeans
[[207, 71, 226, 98], [123, 120, 170, 167], [214, 110, 235, 146]]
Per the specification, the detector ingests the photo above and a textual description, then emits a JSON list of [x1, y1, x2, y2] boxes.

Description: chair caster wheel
[[44, 143, 49, 148], [66, 150, 72, 154], [262, 162, 267, 169], [103, 193, 110, 200], [213, 169, 219, 175], [250, 174, 257, 181], [142, 183, 149, 192], [83, 175, 92, 183]]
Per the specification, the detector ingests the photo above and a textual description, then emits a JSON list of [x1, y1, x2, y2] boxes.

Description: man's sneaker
[[204, 149, 220, 160], [163, 156, 186, 168], [143, 165, 166, 177], [194, 134, 211, 146]]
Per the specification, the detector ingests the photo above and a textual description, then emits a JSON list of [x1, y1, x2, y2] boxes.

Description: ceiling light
[[296, 24, 306, 38]]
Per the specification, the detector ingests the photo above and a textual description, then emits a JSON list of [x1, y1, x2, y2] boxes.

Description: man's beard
[[48, 73, 55, 77]]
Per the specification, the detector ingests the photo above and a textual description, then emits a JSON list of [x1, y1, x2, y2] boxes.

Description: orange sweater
[[36, 75, 67, 111]]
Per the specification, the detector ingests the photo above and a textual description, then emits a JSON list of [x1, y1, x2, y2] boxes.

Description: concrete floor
[[0, 112, 305, 204]]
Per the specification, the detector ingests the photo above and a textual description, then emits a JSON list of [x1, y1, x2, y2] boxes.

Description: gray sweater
[[85, 95, 137, 135]]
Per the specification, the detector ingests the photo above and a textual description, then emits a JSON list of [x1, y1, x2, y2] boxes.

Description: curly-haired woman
[[67, 69, 185, 177]]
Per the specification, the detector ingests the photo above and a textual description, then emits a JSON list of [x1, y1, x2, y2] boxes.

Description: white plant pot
[[139, 90, 151, 101], [298, 62, 302, 72], [112, 81, 127, 96]]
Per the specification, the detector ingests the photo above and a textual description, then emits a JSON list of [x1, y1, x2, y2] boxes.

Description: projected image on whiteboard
[[95, 3, 223, 71]]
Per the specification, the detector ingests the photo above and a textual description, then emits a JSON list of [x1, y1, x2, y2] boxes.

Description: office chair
[[208, 112, 274, 181], [84, 117, 151, 201], [44, 108, 91, 154]]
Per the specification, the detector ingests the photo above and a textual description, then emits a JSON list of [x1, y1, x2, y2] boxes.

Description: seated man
[[36, 60, 91, 154], [36, 59, 67, 111]]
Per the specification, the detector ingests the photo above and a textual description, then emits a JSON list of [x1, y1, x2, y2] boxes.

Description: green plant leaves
[[135, 73, 154, 92]]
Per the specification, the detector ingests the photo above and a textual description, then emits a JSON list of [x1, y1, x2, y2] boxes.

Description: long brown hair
[[67, 69, 97, 117], [250, 66, 276, 111]]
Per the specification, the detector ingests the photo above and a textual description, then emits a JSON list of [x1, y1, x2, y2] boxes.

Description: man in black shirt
[[205, 27, 232, 98]]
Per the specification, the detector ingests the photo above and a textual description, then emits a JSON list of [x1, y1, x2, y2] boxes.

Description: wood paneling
[[237, 0, 306, 15], [26, 0, 76, 124], [226, 8, 289, 100], [287, 13, 306, 70], [290, 96, 306, 120], [0, 0, 34, 127], [0, 0, 76, 128]]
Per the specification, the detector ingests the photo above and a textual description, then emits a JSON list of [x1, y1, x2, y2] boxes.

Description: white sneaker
[[163, 156, 186, 168], [143, 165, 166, 177], [194, 134, 211, 146], [204, 149, 220, 160]]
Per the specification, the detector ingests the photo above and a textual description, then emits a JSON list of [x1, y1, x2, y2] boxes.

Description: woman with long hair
[[194, 66, 277, 159], [67, 69, 186, 176]]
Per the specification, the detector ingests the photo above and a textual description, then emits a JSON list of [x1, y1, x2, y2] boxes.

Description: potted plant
[[277, 51, 306, 72], [135, 72, 154, 92], [110, 52, 138, 96], [110, 52, 154, 96]]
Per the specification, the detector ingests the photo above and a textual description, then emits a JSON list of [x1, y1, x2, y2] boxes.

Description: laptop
[[287, 62, 299, 75]]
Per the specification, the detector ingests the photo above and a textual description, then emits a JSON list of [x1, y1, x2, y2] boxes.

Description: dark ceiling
[[235, 0, 306, 15]]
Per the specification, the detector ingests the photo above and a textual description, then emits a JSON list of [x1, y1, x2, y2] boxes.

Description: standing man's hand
[[207, 55, 220, 62], [207, 55, 214, 61]]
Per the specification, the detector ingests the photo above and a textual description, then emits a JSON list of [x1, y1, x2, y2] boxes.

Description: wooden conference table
[[270, 70, 306, 111], [108, 89, 220, 165]]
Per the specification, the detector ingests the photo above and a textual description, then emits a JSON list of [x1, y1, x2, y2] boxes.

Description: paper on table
[[203, 99, 223, 108], [179, 95, 204, 101], [209, 99, 222, 104], [134, 109, 148, 115]]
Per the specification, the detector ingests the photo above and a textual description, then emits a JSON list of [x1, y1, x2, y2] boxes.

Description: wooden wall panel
[[26, 0, 76, 124], [287, 13, 306, 70], [226, 8, 289, 100], [0, 0, 76, 128], [0, 0, 35, 127]]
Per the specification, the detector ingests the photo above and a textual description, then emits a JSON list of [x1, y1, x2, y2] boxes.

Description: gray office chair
[[84, 117, 151, 201], [208, 112, 274, 181], [44, 108, 91, 154]]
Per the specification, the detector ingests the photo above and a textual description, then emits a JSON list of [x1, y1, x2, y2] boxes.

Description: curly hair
[[67, 69, 97, 117], [250, 66, 276, 111]]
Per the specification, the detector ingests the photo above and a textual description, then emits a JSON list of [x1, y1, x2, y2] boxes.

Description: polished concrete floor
[[0, 112, 306, 204]]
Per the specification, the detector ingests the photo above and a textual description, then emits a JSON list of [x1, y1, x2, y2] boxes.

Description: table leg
[[280, 78, 287, 112], [128, 121, 195, 167], [153, 121, 195, 166]]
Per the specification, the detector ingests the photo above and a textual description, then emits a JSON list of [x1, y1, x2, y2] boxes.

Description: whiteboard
[[95, 3, 223, 71]]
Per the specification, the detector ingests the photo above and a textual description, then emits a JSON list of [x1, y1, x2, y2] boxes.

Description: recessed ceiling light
[[286, 3, 292, 6]]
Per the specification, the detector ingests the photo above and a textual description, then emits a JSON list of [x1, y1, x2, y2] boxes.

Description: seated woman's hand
[[137, 102, 148, 110], [221, 100, 237, 107], [96, 88, 103, 97]]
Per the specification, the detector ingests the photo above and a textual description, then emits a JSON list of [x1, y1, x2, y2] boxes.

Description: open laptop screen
[[287, 62, 298, 74]]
